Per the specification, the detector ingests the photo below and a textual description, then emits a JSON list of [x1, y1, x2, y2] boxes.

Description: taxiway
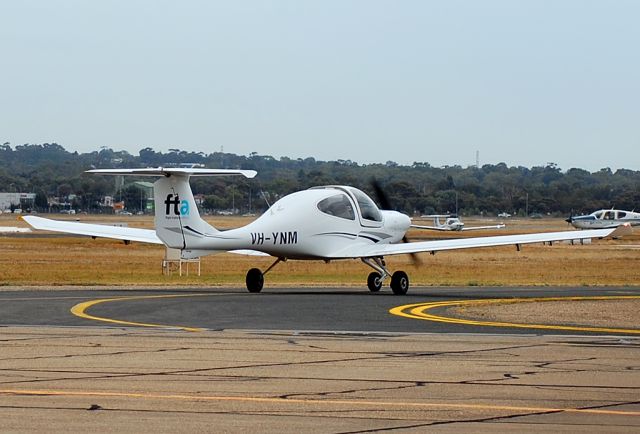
[[0, 286, 639, 334], [1, 286, 639, 432]]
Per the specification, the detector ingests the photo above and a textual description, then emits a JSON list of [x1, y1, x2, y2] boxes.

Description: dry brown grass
[[2, 213, 639, 287]]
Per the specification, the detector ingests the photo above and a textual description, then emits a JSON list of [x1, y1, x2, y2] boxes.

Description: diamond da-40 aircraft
[[23, 168, 631, 294], [411, 215, 506, 232]]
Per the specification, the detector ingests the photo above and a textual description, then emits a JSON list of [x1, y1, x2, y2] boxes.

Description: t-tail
[[87, 168, 257, 249]]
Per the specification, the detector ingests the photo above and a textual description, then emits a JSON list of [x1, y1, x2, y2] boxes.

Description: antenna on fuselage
[[260, 190, 271, 208], [254, 178, 271, 208]]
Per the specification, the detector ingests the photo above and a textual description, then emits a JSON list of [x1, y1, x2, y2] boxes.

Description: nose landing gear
[[367, 272, 383, 292], [362, 257, 410, 295], [245, 258, 284, 293]]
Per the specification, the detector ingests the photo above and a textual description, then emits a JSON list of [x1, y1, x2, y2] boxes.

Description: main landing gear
[[362, 257, 409, 295], [245, 256, 409, 295], [245, 258, 283, 293]]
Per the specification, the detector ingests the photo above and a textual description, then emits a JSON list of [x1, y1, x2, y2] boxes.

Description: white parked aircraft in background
[[23, 168, 631, 295], [566, 209, 640, 229], [412, 215, 505, 232]]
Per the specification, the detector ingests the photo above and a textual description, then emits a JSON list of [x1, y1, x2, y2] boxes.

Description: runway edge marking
[[390, 296, 640, 334], [70, 294, 215, 332]]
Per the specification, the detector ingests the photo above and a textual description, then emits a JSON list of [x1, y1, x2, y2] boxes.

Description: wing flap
[[22, 216, 162, 244]]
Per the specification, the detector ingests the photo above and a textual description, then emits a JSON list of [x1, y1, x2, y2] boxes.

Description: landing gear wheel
[[367, 272, 383, 292], [390, 271, 409, 295], [246, 268, 264, 293]]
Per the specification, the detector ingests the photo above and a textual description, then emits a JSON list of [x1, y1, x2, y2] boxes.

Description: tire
[[246, 268, 264, 293], [390, 271, 409, 295], [367, 272, 383, 292]]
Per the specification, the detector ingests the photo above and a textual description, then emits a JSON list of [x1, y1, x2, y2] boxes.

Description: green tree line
[[2, 142, 639, 216]]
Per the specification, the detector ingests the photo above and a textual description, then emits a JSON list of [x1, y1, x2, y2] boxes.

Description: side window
[[618, 211, 626, 218], [317, 194, 355, 220]]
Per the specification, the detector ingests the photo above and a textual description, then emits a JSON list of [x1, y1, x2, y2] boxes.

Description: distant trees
[[1, 142, 640, 216]]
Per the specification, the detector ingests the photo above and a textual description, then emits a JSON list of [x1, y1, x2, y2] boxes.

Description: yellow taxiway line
[[2, 388, 640, 417], [70, 294, 215, 332], [390, 296, 640, 334]]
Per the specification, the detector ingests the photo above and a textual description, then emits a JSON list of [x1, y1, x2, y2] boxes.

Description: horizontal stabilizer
[[86, 168, 257, 178]]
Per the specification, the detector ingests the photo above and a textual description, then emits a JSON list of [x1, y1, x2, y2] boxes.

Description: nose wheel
[[367, 272, 383, 292], [362, 257, 410, 295], [245, 258, 284, 293]]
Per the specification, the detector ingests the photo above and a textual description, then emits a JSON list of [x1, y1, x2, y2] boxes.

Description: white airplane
[[22, 168, 631, 295], [413, 215, 505, 232], [566, 209, 640, 229]]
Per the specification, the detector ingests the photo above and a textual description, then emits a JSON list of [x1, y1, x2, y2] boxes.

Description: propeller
[[371, 178, 422, 266], [565, 209, 574, 225]]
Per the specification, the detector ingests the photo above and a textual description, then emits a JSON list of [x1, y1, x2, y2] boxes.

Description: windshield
[[348, 188, 382, 222]]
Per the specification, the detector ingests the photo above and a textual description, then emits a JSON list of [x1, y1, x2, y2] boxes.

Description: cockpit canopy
[[313, 186, 383, 224], [593, 210, 626, 220]]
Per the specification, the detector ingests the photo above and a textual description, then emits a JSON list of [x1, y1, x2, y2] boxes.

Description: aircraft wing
[[331, 225, 630, 259], [461, 224, 506, 231], [22, 216, 163, 244], [410, 224, 450, 231], [23, 216, 271, 256]]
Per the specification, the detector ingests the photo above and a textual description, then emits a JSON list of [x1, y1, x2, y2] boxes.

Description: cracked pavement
[[1, 327, 639, 433]]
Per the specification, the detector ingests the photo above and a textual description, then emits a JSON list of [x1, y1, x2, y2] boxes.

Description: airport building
[[0, 192, 35, 212]]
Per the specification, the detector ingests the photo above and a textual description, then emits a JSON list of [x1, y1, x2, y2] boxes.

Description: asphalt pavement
[[1, 286, 639, 335]]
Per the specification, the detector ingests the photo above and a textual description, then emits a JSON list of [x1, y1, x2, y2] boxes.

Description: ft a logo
[[164, 194, 190, 216]]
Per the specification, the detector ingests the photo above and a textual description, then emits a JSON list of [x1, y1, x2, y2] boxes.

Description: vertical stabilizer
[[86, 168, 257, 250], [153, 174, 217, 249]]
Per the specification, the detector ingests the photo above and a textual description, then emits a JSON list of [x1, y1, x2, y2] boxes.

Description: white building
[[0, 192, 36, 211]]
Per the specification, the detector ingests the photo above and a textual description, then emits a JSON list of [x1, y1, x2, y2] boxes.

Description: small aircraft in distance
[[23, 168, 631, 295], [412, 215, 505, 232], [566, 209, 640, 229]]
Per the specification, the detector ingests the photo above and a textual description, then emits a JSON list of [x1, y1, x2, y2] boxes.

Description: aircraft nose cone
[[400, 213, 412, 231], [565, 217, 573, 223]]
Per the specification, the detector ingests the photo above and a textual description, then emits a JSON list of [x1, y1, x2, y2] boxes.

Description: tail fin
[[152, 174, 216, 249], [87, 168, 257, 249]]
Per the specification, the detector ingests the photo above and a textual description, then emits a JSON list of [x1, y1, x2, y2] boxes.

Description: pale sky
[[1, 1, 639, 171]]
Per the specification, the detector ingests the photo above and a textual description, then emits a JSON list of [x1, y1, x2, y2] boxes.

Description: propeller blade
[[566, 209, 574, 224], [372, 178, 422, 266], [402, 235, 423, 266], [371, 178, 392, 210]]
